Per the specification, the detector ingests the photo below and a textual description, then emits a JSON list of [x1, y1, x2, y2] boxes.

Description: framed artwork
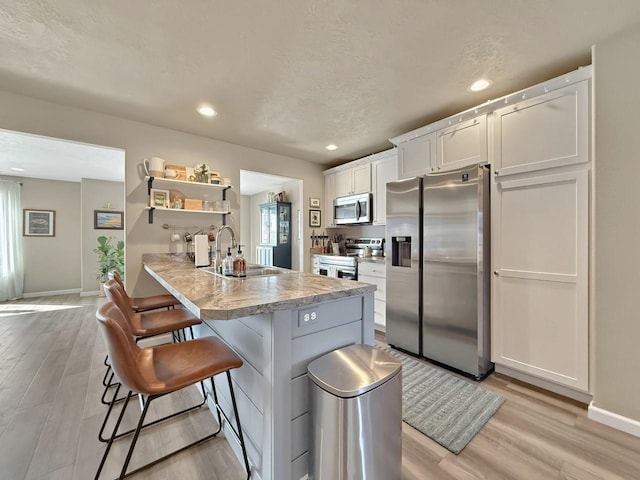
[[150, 188, 170, 208], [309, 209, 321, 227], [309, 197, 321, 208], [23, 209, 55, 236], [94, 210, 124, 230]]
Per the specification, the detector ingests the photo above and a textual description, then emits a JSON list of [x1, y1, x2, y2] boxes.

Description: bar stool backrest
[[103, 280, 135, 321], [110, 271, 126, 293], [96, 302, 147, 394]]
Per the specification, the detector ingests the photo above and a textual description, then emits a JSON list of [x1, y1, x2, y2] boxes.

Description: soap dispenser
[[233, 245, 246, 277], [222, 247, 234, 276]]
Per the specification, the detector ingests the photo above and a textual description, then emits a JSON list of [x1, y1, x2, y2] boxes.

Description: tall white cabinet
[[491, 75, 591, 393], [371, 150, 398, 225]]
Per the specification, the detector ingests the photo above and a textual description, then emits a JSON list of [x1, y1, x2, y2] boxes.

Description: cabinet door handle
[[493, 271, 499, 276], [494, 170, 499, 176]]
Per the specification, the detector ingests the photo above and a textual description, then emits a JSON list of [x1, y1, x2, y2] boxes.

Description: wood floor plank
[[25, 370, 90, 479], [0, 405, 51, 479]]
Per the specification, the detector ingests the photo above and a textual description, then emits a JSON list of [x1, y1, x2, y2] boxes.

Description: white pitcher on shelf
[[143, 157, 165, 178]]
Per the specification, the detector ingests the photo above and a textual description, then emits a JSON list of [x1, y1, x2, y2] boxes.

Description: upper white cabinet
[[324, 172, 336, 228], [493, 80, 589, 177], [395, 113, 487, 179], [436, 114, 487, 172], [397, 132, 436, 179], [371, 151, 398, 225], [334, 163, 371, 197]]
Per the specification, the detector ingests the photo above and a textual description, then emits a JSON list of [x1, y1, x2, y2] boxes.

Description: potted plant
[[94, 235, 124, 296]]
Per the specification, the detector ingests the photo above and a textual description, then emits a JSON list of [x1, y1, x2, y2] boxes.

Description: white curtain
[[0, 179, 23, 301]]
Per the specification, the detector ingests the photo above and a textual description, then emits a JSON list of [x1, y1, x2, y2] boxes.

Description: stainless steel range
[[312, 237, 384, 280], [345, 237, 384, 258]]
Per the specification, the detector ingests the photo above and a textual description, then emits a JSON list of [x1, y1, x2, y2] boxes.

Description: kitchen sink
[[200, 264, 290, 279]]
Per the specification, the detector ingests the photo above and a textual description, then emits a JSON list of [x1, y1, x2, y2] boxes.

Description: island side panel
[[196, 316, 268, 478]]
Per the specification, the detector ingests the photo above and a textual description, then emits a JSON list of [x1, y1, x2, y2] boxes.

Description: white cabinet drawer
[[358, 261, 386, 277], [359, 274, 385, 301]]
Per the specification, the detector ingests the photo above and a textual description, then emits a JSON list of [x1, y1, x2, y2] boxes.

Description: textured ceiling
[[0, 129, 124, 182], [1, 1, 640, 166]]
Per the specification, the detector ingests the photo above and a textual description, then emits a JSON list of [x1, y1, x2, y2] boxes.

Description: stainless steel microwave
[[334, 193, 372, 225]]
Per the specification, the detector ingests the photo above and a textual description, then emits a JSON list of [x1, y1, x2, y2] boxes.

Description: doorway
[[239, 170, 303, 271], [0, 128, 125, 297]]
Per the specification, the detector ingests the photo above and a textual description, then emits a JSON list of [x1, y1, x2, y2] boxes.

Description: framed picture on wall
[[94, 210, 124, 230], [309, 197, 321, 208], [23, 209, 55, 236], [150, 188, 170, 208], [309, 209, 321, 227]]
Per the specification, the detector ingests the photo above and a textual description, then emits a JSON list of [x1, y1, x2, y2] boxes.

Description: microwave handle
[[355, 201, 361, 219]]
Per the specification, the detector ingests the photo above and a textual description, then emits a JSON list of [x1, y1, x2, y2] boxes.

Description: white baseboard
[[80, 290, 100, 297], [22, 288, 81, 298], [588, 402, 640, 438]]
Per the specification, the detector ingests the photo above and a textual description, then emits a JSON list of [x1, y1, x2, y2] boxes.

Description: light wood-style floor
[[0, 294, 639, 479]]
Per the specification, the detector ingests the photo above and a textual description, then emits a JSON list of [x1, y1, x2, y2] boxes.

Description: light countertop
[[143, 253, 376, 320]]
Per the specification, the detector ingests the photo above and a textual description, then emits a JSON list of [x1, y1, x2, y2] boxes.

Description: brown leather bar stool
[[95, 302, 251, 480], [101, 279, 201, 391], [101, 272, 181, 385], [109, 271, 180, 312], [104, 280, 199, 342], [99, 280, 203, 437]]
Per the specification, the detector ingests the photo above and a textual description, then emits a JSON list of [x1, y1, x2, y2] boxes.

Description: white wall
[[593, 25, 640, 423], [239, 195, 252, 261], [81, 178, 125, 293], [1, 175, 81, 294], [0, 90, 325, 297]]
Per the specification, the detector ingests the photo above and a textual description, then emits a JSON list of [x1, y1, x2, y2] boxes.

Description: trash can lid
[[307, 344, 402, 398]]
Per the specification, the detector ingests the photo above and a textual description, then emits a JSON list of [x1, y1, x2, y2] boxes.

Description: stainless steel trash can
[[307, 344, 402, 480]]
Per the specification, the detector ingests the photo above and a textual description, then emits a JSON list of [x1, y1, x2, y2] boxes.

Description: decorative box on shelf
[[184, 198, 203, 210]]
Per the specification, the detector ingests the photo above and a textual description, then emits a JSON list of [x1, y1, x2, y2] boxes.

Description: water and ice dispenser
[[391, 236, 412, 267]]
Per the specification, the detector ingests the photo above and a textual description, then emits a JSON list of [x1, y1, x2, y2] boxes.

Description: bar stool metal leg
[[98, 381, 209, 443]]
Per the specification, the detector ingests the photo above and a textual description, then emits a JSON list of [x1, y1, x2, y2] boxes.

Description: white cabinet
[[397, 132, 436, 179], [334, 163, 371, 197], [491, 76, 591, 393], [396, 114, 486, 179], [493, 81, 589, 177], [371, 152, 398, 225], [358, 261, 386, 330], [492, 167, 589, 391], [435, 114, 487, 171], [324, 172, 336, 228]]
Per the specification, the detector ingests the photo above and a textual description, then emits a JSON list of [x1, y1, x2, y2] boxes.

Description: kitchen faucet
[[213, 225, 237, 272]]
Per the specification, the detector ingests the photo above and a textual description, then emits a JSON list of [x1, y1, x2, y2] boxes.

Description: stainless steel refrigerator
[[385, 165, 492, 379]]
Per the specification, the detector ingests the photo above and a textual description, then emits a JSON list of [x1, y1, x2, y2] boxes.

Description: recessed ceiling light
[[468, 79, 492, 92], [10, 167, 25, 172], [197, 104, 217, 117], [325, 144, 338, 151]]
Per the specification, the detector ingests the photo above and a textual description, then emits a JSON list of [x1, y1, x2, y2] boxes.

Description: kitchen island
[[142, 254, 376, 480]]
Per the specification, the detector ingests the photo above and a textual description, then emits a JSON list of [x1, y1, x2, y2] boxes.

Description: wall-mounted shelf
[[144, 206, 231, 215], [144, 175, 233, 224], [144, 176, 233, 194]]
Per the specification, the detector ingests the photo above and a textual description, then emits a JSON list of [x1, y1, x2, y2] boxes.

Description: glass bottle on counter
[[222, 247, 234, 276], [233, 245, 246, 277]]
